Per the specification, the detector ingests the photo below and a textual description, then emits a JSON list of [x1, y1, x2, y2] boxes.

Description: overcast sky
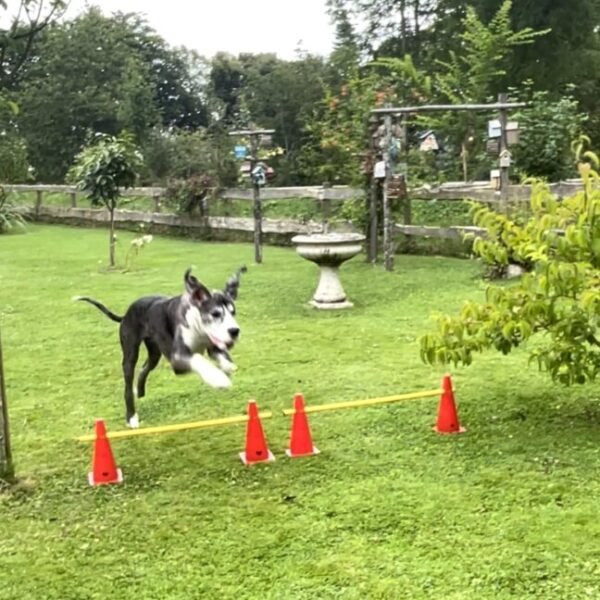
[[64, 0, 336, 59]]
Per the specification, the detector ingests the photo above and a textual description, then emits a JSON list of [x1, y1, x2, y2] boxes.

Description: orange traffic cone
[[239, 400, 275, 465], [434, 374, 466, 434], [286, 393, 319, 458], [88, 419, 123, 486]]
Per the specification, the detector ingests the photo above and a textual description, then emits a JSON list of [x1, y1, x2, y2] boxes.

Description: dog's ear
[[224, 265, 247, 300], [184, 268, 210, 303]]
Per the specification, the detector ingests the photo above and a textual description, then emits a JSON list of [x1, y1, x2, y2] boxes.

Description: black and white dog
[[74, 266, 246, 428]]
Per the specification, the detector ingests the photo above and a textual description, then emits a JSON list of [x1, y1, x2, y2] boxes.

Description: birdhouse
[[373, 160, 386, 179], [418, 130, 439, 152], [251, 164, 267, 186], [488, 120, 520, 145], [506, 122, 520, 146], [486, 139, 500, 155], [499, 149, 512, 168], [488, 119, 501, 139], [490, 169, 501, 189], [259, 134, 273, 148], [387, 174, 407, 199], [234, 145, 247, 160]]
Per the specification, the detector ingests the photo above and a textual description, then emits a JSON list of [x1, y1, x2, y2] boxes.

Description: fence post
[[498, 92, 509, 212], [368, 178, 379, 263], [399, 175, 412, 253], [70, 191, 77, 208], [249, 135, 263, 263], [35, 190, 43, 217], [382, 109, 394, 271], [153, 194, 161, 213]]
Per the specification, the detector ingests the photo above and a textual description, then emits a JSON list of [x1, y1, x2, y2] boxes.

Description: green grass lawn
[[0, 225, 599, 600]]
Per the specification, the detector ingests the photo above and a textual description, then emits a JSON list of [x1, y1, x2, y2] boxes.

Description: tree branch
[[0, 1, 69, 88]]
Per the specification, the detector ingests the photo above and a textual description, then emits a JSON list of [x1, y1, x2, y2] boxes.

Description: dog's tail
[[224, 265, 247, 300], [73, 296, 123, 323]]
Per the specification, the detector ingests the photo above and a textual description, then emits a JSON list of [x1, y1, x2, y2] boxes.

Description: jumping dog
[[74, 266, 246, 428]]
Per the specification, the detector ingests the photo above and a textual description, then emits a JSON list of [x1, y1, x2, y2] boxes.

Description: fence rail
[[3, 179, 584, 204], [395, 224, 486, 239], [5, 180, 583, 246], [2, 184, 362, 201]]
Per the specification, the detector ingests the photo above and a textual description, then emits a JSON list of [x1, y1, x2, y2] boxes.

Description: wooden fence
[[5, 179, 584, 245]]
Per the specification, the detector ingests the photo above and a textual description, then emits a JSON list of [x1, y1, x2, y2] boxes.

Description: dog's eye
[[211, 310, 222, 319]]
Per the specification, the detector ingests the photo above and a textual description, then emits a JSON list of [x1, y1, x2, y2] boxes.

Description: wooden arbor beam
[[370, 97, 528, 270]]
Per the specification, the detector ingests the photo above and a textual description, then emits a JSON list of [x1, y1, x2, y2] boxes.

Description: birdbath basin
[[292, 232, 366, 309]]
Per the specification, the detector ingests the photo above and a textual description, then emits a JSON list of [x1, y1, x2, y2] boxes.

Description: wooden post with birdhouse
[[498, 93, 510, 210], [381, 107, 395, 272], [229, 127, 275, 264], [370, 94, 526, 269], [368, 113, 384, 264]]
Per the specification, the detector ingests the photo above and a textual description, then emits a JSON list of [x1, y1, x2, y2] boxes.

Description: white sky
[[64, 0, 336, 59]]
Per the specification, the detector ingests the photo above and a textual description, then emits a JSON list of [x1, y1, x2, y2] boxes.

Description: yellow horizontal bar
[[76, 411, 273, 442], [282, 389, 442, 416]]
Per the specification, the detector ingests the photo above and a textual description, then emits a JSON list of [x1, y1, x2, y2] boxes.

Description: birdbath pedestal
[[292, 233, 366, 309]]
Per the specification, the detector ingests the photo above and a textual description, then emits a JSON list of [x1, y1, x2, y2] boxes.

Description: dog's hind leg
[[137, 339, 161, 400], [120, 332, 141, 428]]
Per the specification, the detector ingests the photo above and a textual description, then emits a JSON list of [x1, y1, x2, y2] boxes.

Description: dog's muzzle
[[210, 329, 239, 351]]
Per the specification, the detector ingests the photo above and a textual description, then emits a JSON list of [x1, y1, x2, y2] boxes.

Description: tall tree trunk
[[0, 329, 13, 481], [109, 206, 116, 268], [413, 0, 421, 61], [400, 0, 407, 55]]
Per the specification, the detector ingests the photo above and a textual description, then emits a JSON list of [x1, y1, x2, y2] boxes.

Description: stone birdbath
[[291, 232, 366, 309]]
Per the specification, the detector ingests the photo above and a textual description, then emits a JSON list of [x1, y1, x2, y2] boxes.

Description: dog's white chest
[[181, 305, 206, 352]]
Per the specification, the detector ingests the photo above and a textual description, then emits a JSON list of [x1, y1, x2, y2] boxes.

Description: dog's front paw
[[203, 368, 232, 389], [219, 360, 237, 375], [191, 354, 232, 388]]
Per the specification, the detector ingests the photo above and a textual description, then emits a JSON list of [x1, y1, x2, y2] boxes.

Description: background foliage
[[420, 140, 600, 385], [0, 0, 596, 193]]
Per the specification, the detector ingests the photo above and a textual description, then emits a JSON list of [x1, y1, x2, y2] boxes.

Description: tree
[[511, 85, 588, 182], [117, 14, 209, 130], [327, 0, 438, 62], [68, 132, 143, 268], [15, 8, 208, 181], [116, 56, 160, 143], [208, 52, 244, 124], [329, 0, 600, 144], [16, 9, 155, 180], [430, 0, 548, 181], [0, 0, 67, 89], [236, 52, 328, 184], [0, 98, 28, 233], [420, 138, 600, 385], [327, 4, 361, 84], [299, 53, 432, 185]]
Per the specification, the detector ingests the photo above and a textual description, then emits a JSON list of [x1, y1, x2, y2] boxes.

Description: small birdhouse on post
[[418, 130, 439, 152], [499, 149, 512, 168], [228, 127, 276, 265]]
